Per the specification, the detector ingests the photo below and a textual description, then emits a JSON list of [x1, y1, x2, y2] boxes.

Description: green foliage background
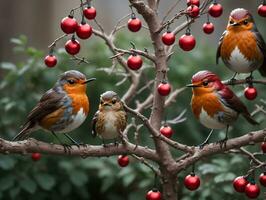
[[0, 25, 265, 200]]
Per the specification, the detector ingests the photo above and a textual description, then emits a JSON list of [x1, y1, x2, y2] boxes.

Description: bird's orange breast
[[68, 93, 89, 115], [191, 93, 224, 119], [221, 30, 262, 61]]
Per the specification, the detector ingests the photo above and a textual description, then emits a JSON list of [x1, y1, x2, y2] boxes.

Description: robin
[[92, 91, 127, 145], [217, 8, 266, 79], [13, 70, 96, 145], [187, 70, 258, 148]]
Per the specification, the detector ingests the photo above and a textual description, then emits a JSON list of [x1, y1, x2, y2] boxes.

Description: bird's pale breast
[[221, 31, 263, 73]]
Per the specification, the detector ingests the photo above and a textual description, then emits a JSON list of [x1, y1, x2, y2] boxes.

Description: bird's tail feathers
[[259, 61, 266, 77], [12, 123, 34, 141], [242, 113, 259, 125]]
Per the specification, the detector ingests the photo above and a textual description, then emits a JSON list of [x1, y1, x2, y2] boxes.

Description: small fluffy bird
[[217, 8, 266, 79], [92, 91, 127, 144], [13, 70, 95, 144], [187, 70, 258, 147]]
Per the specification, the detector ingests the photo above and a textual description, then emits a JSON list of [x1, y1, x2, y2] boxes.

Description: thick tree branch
[[173, 129, 266, 173], [0, 138, 159, 161]]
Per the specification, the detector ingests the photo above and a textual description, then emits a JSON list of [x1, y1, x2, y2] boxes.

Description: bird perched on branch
[[92, 91, 127, 145], [187, 70, 258, 148], [217, 8, 266, 79], [13, 70, 96, 145]]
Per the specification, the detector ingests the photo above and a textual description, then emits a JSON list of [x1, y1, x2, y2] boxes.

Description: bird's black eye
[[229, 20, 234, 24], [112, 99, 117, 104], [100, 100, 104, 105], [202, 81, 208, 86], [67, 79, 75, 84], [243, 20, 248, 25]]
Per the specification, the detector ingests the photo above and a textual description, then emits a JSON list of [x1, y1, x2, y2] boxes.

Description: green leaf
[[198, 164, 217, 175], [122, 173, 135, 187], [214, 172, 235, 183], [19, 177, 37, 194], [69, 170, 88, 187], [34, 174, 56, 190], [0, 62, 16, 70], [0, 156, 16, 170], [101, 177, 115, 192], [0, 175, 15, 191], [9, 186, 20, 199]]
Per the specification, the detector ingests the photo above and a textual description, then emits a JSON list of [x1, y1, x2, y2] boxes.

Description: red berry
[[258, 4, 266, 17], [187, 0, 200, 7], [259, 173, 266, 187], [117, 155, 129, 167], [244, 86, 257, 100], [65, 38, 80, 55], [128, 17, 142, 32], [127, 55, 143, 70], [60, 16, 78, 34], [187, 5, 200, 18], [31, 153, 41, 161], [161, 32, 175, 46], [261, 142, 266, 153], [208, 3, 223, 18], [245, 183, 260, 199], [76, 22, 92, 39], [184, 174, 200, 191], [233, 176, 248, 193], [202, 22, 214, 34], [83, 6, 97, 20], [44, 55, 57, 68], [157, 82, 171, 96], [146, 189, 162, 200], [160, 125, 173, 138], [179, 33, 196, 51]]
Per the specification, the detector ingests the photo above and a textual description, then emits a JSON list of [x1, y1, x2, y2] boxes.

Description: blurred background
[[0, 0, 265, 199]]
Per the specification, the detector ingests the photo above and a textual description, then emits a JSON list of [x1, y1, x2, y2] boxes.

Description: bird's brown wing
[[92, 111, 99, 137], [253, 30, 266, 76], [216, 30, 227, 65], [13, 89, 64, 141], [219, 87, 258, 125]]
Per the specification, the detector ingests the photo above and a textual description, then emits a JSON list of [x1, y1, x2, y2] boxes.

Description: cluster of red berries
[[232, 175, 266, 199], [44, 5, 96, 68], [231, 143, 266, 199]]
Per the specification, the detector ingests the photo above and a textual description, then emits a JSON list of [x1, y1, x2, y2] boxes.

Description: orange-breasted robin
[[92, 91, 127, 145], [13, 70, 96, 145], [187, 70, 258, 147], [217, 8, 266, 79]]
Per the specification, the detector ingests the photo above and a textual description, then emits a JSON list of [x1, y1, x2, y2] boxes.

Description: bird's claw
[[217, 137, 228, 149], [228, 78, 237, 85], [62, 143, 72, 154], [197, 140, 209, 149]]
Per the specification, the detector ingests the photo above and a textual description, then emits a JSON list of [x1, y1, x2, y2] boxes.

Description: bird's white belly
[[227, 46, 257, 73], [101, 112, 119, 140], [199, 108, 226, 129], [58, 108, 87, 133]]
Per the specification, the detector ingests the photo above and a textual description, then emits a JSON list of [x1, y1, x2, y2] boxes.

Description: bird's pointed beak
[[186, 83, 200, 88], [231, 22, 240, 27], [83, 78, 96, 84]]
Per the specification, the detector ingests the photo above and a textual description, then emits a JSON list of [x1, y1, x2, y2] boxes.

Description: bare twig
[[131, 154, 161, 176], [48, 34, 67, 49]]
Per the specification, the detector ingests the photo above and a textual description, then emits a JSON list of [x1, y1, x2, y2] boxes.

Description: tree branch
[[173, 129, 266, 173], [0, 138, 159, 161]]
